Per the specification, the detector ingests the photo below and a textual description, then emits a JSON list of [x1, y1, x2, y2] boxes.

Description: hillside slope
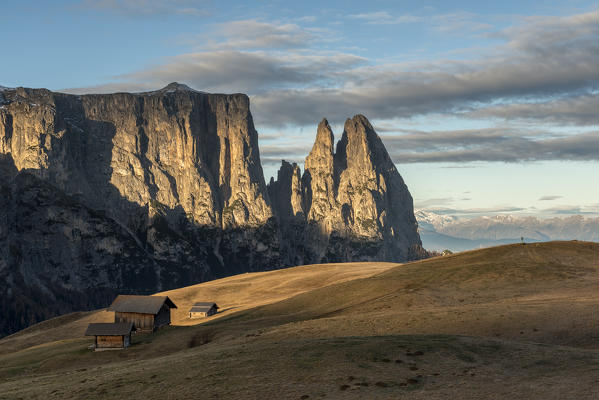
[[0, 261, 398, 354], [1, 241, 599, 399], [236, 240, 599, 347]]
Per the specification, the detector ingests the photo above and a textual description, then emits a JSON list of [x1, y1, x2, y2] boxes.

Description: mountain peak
[[280, 114, 423, 262], [343, 114, 377, 141], [314, 118, 334, 150], [159, 82, 202, 93], [349, 114, 372, 127], [305, 118, 335, 174]]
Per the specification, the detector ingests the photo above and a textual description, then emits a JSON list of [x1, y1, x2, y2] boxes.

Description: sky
[[2, 0, 599, 219]]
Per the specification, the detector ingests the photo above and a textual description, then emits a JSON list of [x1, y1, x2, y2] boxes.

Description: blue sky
[[2, 0, 599, 218]]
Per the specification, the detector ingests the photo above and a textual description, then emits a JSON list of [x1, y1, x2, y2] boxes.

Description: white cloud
[[80, 0, 210, 16], [347, 11, 421, 24], [64, 10, 599, 166], [467, 93, 599, 125], [539, 195, 562, 201], [385, 129, 599, 163], [70, 10, 599, 120], [201, 20, 318, 50]]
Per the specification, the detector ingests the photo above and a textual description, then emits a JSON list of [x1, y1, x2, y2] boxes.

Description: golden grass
[[2, 241, 599, 399], [160, 261, 400, 325], [2, 334, 599, 400], [0, 262, 398, 354]]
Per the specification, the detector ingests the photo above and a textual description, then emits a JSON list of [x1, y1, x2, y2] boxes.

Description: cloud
[[419, 204, 599, 221], [347, 11, 421, 25], [431, 12, 493, 33], [380, 127, 550, 149], [467, 93, 599, 126], [415, 197, 456, 207], [65, 51, 366, 95], [541, 205, 599, 215], [258, 10, 599, 125], [66, 10, 599, 132], [385, 129, 599, 163], [200, 20, 319, 50], [295, 16, 317, 23], [60, 82, 157, 95], [539, 195, 562, 201], [259, 142, 312, 166], [261, 123, 599, 167], [80, 0, 210, 16], [423, 206, 527, 215], [346, 10, 491, 32]]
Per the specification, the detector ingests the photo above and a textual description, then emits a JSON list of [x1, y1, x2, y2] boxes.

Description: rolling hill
[[1, 241, 599, 399]]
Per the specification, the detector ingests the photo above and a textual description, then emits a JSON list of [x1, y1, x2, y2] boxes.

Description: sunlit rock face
[[1, 83, 272, 229], [0, 84, 280, 337], [270, 115, 424, 264], [0, 84, 423, 337]]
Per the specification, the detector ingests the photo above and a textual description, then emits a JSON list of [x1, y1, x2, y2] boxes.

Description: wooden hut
[[189, 302, 219, 318], [85, 322, 133, 351], [108, 295, 177, 332], [189, 303, 218, 318]]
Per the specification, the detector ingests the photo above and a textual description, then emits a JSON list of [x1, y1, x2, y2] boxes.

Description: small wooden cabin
[[85, 322, 133, 351], [189, 302, 219, 318], [108, 295, 177, 333]]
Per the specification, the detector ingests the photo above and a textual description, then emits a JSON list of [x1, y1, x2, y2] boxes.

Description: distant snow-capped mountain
[[414, 209, 457, 231], [415, 210, 599, 252]]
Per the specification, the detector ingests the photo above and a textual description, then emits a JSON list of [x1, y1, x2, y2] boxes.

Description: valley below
[[2, 241, 599, 399]]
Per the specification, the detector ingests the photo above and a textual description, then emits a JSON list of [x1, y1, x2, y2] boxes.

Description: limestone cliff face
[[304, 119, 336, 222], [270, 115, 424, 264], [0, 84, 280, 337], [0, 84, 423, 337], [332, 115, 422, 261], [301, 119, 339, 260], [1, 83, 272, 229]]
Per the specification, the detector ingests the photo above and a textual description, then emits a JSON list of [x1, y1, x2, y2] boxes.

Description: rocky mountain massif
[[0, 83, 423, 336], [268, 117, 423, 265]]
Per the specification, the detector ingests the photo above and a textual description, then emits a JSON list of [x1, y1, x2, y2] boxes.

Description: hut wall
[[97, 335, 124, 348], [115, 312, 155, 331], [190, 311, 207, 318], [190, 307, 216, 318], [154, 304, 171, 328]]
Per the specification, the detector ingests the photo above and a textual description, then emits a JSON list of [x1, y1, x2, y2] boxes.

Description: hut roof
[[190, 302, 218, 312], [190, 306, 212, 312], [85, 322, 133, 336], [193, 302, 218, 308], [189, 302, 218, 312], [107, 295, 177, 315]]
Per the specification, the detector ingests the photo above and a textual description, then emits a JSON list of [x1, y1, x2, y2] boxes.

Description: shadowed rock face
[[268, 160, 304, 222], [0, 85, 423, 337], [269, 115, 424, 264]]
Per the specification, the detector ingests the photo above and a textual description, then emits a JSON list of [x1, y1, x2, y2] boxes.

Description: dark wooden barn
[[108, 295, 177, 332], [189, 302, 219, 318], [85, 322, 133, 351]]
